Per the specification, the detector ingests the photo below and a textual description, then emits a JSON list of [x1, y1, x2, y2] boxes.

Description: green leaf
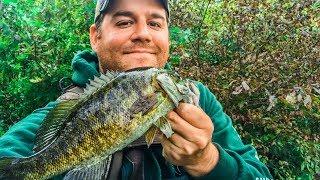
[[3, 0, 17, 5]]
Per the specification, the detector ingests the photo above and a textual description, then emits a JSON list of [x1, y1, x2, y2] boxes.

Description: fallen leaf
[[297, 94, 303, 102], [312, 85, 320, 95], [285, 92, 296, 104], [241, 81, 250, 91], [303, 95, 312, 107], [232, 85, 243, 95], [267, 95, 277, 111], [265, 89, 277, 111]]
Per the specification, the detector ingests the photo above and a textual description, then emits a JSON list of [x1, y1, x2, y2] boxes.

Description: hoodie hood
[[71, 50, 173, 87], [71, 50, 100, 87]]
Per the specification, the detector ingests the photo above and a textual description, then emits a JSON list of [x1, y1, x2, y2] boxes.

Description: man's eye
[[116, 21, 133, 27], [149, 21, 161, 28]]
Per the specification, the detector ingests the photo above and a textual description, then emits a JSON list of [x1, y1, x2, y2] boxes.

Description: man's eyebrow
[[111, 10, 165, 21], [150, 13, 166, 21], [112, 11, 135, 19]]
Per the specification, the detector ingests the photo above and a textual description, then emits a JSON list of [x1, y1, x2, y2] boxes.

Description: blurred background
[[0, 0, 319, 179]]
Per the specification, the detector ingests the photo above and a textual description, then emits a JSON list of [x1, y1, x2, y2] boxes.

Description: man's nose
[[130, 22, 152, 43]]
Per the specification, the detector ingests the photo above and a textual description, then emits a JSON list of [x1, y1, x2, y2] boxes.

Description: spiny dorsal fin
[[34, 71, 120, 152], [33, 99, 79, 153], [88, 79, 102, 88], [99, 71, 119, 82], [83, 71, 119, 95], [83, 77, 103, 95], [93, 76, 105, 84]]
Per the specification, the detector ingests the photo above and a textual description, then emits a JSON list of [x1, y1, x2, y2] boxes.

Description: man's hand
[[160, 103, 219, 177]]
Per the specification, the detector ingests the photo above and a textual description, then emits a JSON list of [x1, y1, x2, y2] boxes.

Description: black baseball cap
[[94, 0, 169, 23]]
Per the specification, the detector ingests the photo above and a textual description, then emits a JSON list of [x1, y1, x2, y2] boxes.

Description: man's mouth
[[123, 49, 156, 54]]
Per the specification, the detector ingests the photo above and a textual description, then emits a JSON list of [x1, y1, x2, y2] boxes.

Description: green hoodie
[[0, 50, 272, 180]]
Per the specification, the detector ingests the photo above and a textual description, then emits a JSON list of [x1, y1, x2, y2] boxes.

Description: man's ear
[[89, 24, 100, 52]]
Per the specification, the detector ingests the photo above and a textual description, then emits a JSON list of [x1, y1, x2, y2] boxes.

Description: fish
[[0, 67, 200, 180]]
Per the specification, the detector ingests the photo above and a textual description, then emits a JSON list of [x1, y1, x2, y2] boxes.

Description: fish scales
[[0, 68, 199, 179], [37, 95, 172, 179], [28, 76, 153, 178]]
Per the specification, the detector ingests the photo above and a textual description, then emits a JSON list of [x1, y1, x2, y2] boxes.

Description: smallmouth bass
[[0, 67, 200, 179]]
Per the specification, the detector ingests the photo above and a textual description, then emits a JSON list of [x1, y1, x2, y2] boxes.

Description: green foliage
[[0, 121, 5, 137], [169, 0, 319, 179], [0, 0, 95, 125], [231, 94, 320, 179], [1, 0, 319, 179]]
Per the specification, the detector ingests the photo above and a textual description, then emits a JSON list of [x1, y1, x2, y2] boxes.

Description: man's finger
[[161, 135, 184, 165], [175, 103, 212, 129], [167, 111, 201, 142], [168, 133, 199, 155], [162, 148, 182, 166]]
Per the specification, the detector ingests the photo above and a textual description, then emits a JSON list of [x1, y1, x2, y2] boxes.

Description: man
[[0, 0, 273, 179]]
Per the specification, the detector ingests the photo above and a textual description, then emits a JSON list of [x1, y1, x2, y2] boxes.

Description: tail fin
[[0, 157, 21, 179]]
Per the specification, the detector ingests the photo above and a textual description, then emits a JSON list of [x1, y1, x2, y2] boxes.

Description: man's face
[[90, 0, 169, 72]]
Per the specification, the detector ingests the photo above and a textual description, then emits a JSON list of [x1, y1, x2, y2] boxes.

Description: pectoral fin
[[154, 117, 174, 138]]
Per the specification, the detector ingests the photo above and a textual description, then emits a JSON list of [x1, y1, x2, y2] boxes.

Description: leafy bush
[[169, 0, 319, 179], [1, 0, 319, 179], [0, 0, 94, 125]]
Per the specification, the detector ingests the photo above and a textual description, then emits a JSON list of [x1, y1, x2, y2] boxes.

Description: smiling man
[[0, 0, 273, 179], [90, 0, 170, 72]]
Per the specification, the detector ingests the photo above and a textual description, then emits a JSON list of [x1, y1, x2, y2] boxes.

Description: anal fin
[[63, 155, 112, 180]]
